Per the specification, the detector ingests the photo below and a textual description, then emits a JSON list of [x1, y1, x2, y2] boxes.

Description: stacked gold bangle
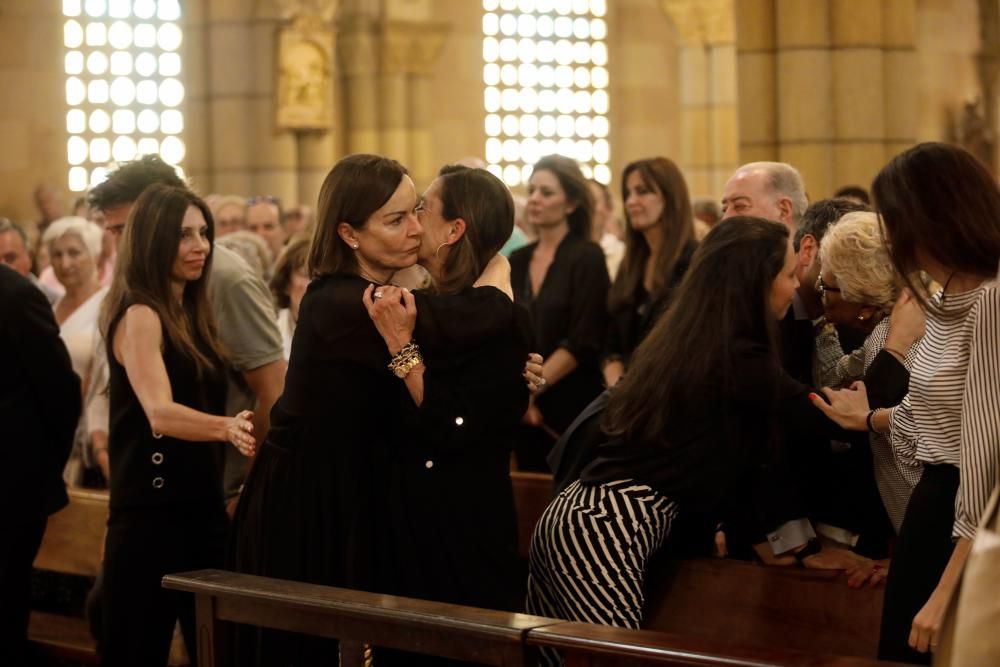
[[388, 340, 423, 378]]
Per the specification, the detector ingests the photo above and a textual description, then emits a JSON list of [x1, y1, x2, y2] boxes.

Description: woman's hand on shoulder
[[363, 284, 417, 355], [226, 409, 256, 457], [809, 382, 870, 431], [474, 253, 513, 300]]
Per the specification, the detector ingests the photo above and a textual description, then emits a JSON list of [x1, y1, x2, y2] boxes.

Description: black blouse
[[604, 240, 697, 368], [580, 339, 846, 515], [510, 234, 610, 432]]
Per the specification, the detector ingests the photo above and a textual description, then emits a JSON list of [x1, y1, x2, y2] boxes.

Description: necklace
[[357, 269, 387, 286]]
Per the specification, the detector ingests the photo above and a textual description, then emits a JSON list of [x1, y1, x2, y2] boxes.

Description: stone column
[[775, 0, 835, 196], [249, 2, 298, 202], [831, 0, 886, 188], [401, 21, 450, 188], [338, 14, 380, 154], [735, 0, 778, 164], [380, 23, 413, 166], [662, 0, 738, 197], [733, 0, 917, 196]]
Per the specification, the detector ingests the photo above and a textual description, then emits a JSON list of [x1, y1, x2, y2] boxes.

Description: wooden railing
[[163, 569, 908, 667]]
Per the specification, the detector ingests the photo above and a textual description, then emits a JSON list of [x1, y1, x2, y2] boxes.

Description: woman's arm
[[910, 538, 971, 653], [363, 285, 424, 405], [113, 304, 255, 455]]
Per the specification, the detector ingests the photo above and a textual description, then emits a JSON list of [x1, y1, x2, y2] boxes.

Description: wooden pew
[[509, 472, 884, 658], [28, 487, 188, 665], [510, 470, 554, 559], [163, 569, 905, 667], [644, 558, 884, 659], [28, 488, 108, 663], [526, 623, 910, 667], [162, 569, 560, 666]]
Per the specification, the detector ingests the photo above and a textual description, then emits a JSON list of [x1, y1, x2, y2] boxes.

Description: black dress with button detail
[[385, 286, 532, 614], [102, 304, 228, 667]]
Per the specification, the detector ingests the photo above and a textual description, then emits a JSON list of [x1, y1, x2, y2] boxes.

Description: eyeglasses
[[247, 195, 281, 207], [816, 273, 841, 297]]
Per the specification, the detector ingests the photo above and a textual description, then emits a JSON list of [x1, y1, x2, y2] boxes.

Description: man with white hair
[[721, 161, 808, 234]]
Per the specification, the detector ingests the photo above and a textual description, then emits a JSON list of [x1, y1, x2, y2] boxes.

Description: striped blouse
[[889, 281, 1000, 540]]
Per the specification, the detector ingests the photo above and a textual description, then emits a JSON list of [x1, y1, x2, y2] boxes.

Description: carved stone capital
[[661, 0, 734, 45], [381, 20, 450, 76]]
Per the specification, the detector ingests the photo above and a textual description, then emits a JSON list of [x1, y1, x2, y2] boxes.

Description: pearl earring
[[352, 243, 359, 249]]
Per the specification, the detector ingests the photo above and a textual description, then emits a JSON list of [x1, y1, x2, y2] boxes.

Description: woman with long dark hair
[[510, 155, 610, 469], [814, 142, 1000, 664], [602, 157, 697, 387], [526, 218, 860, 661], [99, 184, 255, 667]]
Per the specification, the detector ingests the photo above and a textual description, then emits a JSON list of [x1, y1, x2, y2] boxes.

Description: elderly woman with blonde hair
[[815, 210, 926, 535]]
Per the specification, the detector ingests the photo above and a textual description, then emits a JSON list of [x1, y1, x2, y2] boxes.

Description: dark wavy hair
[[604, 217, 789, 446], [308, 154, 408, 278], [433, 165, 514, 294], [101, 184, 224, 376], [871, 142, 1000, 309], [530, 155, 593, 239], [609, 157, 694, 310]]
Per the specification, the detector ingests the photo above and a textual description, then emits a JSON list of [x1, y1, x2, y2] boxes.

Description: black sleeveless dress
[[101, 304, 228, 667]]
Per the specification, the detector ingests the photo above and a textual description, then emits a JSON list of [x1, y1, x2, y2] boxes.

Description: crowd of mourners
[[1, 141, 998, 667]]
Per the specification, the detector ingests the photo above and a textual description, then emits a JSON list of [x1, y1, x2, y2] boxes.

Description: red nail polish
[[808, 393, 818, 401]]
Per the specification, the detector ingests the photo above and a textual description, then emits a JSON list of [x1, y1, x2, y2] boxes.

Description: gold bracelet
[[388, 341, 423, 378]]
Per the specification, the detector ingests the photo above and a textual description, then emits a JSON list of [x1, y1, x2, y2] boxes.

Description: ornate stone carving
[[276, 10, 336, 130], [381, 20, 450, 76], [661, 0, 734, 45]]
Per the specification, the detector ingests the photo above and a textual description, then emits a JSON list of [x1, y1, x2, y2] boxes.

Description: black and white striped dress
[[878, 281, 1000, 663], [526, 479, 678, 664]]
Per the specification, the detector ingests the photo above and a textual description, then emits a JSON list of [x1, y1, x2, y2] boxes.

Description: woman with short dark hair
[[99, 184, 255, 667]]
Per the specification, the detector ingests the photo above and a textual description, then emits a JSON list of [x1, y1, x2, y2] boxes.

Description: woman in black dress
[[602, 157, 697, 387], [99, 184, 256, 667], [364, 164, 531, 617], [510, 155, 610, 469], [231, 156, 536, 665]]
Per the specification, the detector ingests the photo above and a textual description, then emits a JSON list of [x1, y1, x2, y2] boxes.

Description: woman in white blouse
[[42, 216, 110, 483], [816, 143, 1000, 664]]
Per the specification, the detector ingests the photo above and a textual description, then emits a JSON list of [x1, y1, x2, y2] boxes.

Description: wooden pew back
[[509, 471, 884, 658], [510, 470, 553, 559], [33, 487, 108, 577], [163, 569, 559, 666], [164, 569, 905, 667]]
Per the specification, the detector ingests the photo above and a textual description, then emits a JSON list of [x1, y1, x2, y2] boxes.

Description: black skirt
[[878, 463, 958, 664]]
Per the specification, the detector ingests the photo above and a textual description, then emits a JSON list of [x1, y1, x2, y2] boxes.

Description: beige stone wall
[[0, 1, 70, 225], [1, 0, 992, 226], [914, 0, 982, 142]]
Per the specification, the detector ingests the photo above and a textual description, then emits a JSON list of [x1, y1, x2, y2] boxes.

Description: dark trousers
[[101, 504, 227, 667], [0, 516, 48, 666], [878, 464, 958, 664]]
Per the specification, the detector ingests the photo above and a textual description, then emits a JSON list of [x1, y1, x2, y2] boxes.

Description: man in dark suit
[[0, 264, 80, 664]]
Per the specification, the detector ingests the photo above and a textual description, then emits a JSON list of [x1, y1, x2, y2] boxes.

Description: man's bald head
[[721, 161, 807, 233]]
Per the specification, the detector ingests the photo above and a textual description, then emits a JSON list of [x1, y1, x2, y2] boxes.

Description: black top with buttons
[[106, 303, 226, 511]]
